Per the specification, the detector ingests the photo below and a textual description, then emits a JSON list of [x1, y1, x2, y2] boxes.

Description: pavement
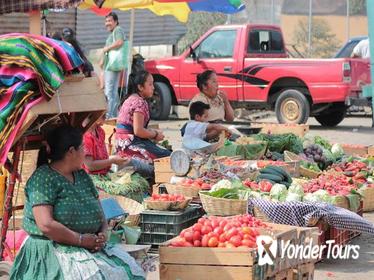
[[146, 113, 374, 280]]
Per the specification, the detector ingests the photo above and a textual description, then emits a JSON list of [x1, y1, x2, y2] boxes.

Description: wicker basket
[[332, 194, 361, 211], [98, 191, 144, 226], [199, 192, 247, 216], [253, 206, 271, 222], [144, 197, 192, 211], [360, 187, 374, 212], [164, 183, 200, 198], [284, 151, 302, 162], [300, 167, 321, 179]]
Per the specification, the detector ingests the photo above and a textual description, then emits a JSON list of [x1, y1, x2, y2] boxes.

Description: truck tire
[[0, 261, 12, 279], [315, 109, 346, 127], [149, 82, 172, 120], [275, 89, 310, 124]]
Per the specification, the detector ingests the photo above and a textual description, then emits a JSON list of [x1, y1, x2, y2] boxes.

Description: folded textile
[[248, 198, 374, 235], [0, 33, 84, 164]]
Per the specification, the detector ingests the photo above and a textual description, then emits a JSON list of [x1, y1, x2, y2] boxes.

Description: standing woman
[[102, 12, 128, 118], [190, 70, 235, 122], [116, 70, 171, 165], [10, 125, 145, 280]]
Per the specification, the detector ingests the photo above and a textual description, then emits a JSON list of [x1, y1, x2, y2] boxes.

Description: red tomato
[[213, 226, 224, 236], [229, 235, 242, 247], [193, 231, 201, 241], [198, 218, 206, 225], [182, 241, 193, 247], [192, 223, 203, 232], [219, 234, 227, 243], [204, 220, 212, 228], [193, 240, 201, 247], [201, 235, 209, 247], [223, 224, 233, 232], [241, 239, 257, 248], [201, 225, 213, 235], [218, 242, 226, 248], [211, 219, 220, 228], [226, 228, 239, 240], [241, 227, 253, 235], [225, 242, 236, 248], [208, 237, 219, 247], [184, 231, 194, 242], [219, 220, 228, 228]]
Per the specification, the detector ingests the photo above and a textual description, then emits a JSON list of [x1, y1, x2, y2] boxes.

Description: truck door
[[242, 29, 286, 101], [180, 29, 239, 102]]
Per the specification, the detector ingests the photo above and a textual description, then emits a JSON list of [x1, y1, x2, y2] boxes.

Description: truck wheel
[[0, 261, 12, 279], [150, 82, 172, 120], [275, 89, 310, 124], [315, 109, 346, 127]]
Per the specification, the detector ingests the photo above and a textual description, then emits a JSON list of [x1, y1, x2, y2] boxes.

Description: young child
[[182, 101, 229, 141]]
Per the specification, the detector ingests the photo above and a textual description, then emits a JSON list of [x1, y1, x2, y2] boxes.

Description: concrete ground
[[146, 113, 374, 280]]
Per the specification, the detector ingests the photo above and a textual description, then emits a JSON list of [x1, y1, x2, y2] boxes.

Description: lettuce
[[270, 184, 288, 201], [288, 184, 305, 197], [285, 192, 303, 202]]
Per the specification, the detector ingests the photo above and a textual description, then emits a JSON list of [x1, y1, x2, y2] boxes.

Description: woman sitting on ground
[[115, 70, 171, 169], [83, 115, 151, 202], [11, 125, 145, 280]]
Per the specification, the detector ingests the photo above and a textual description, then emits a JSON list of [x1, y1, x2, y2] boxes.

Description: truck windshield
[[247, 30, 284, 53], [195, 30, 236, 59]]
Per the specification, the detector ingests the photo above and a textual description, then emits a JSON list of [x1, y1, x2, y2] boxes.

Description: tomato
[[219, 220, 228, 228], [183, 241, 193, 247], [225, 242, 236, 248], [201, 225, 213, 235], [201, 183, 211, 190], [193, 230, 201, 241], [193, 240, 201, 247], [208, 237, 219, 247], [219, 234, 227, 243], [180, 229, 187, 238], [211, 219, 220, 229], [198, 218, 206, 225], [229, 235, 242, 247], [204, 220, 212, 228], [192, 223, 203, 232], [184, 231, 194, 243], [151, 193, 160, 200], [241, 239, 256, 248], [226, 228, 239, 240], [213, 227, 224, 236], [218, 242, 226, 248], [241, 227, 253, 235], [170, 237, 186, 247], [201, 235, 209, 247]]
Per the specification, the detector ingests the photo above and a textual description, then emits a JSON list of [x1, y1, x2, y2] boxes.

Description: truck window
[[194, 30, 236, 59], [247, 30, 284, 53]]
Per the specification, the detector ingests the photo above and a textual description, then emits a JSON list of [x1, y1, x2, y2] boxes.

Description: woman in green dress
[[10, 125, 145, 280]]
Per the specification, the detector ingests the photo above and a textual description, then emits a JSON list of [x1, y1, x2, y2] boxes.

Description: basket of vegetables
[[144, 194, 192, 211], [284, 150, 321, 178], [199, 180, 249, 216], [164, 180, 210, 198]]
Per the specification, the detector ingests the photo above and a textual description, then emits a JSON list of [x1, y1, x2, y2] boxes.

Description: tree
[[293, 18, 341, 58], [350, 0, 366, 15], [177, 12, 227, 54]]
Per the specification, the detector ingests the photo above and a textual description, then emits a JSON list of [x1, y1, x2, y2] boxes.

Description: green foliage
[[350, 0, 366, 15], [177, 12, 227, 54], [293, 18, 341, 58]]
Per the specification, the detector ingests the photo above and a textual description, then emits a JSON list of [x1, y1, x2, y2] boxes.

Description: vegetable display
[[254, 133, 303, 154], [150, 193, 186, 202], [169, 214, 269, 248], [182, 178, 212, 190], [302, 174, 357, 196], [257, 165, 292, 187]]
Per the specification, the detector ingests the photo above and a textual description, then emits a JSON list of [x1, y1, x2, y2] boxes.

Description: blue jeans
[[130, 158, 154, 179], [104, 70, 121, 118]]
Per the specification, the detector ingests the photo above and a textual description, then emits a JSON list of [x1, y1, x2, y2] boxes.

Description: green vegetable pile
[[91, 173, 149, 203], [254, 133, 303, 154]]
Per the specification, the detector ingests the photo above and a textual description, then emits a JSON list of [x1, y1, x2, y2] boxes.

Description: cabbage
[[304, 190, 332, 204], [285, 192, 303, 202], [331, 143, 344, 158], [288, 184, 304, 197], [210, 179, 232, 192], [251, 191, 262, 198], [270, 184, 288, 201]]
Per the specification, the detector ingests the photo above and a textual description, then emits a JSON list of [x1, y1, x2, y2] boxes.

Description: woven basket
[[332, 195, 349, 209], [360, 187, 374, 212], [144, 197, 192, 211], [116, 196, 144, 226], [199, 192, 247, 216], [284, 151, 302, 162], [253, 206, 271, 222], [164, 183, 200, 198], [98, 191, 144, 226], [300, 167, 321, 179]]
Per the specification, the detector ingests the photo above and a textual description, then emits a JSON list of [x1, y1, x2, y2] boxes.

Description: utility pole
[[308, 0, 313, 57]]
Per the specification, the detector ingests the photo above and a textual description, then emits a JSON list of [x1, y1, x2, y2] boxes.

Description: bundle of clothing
[[0, 33, 84, 164]]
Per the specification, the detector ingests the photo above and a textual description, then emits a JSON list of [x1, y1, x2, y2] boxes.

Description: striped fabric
[[0, 33, 84, 164], [0, 0, 84, 15]]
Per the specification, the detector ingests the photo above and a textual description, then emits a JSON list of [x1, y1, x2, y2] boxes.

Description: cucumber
[[257, 173, 283, 183], [265, 165, 292, 184]]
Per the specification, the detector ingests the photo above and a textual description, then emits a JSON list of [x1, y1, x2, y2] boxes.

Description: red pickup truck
[[145, 24, 370, 126]]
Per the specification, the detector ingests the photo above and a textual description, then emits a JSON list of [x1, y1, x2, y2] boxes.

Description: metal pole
[[271, 0, 275, 24], [366, 0, 374, 126], [124, 9, 135, 96], [308, 0, 313, 57], [346, 0, 350, 41]]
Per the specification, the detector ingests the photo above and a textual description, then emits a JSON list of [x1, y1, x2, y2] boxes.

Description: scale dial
[[170, 150, 191, 176]]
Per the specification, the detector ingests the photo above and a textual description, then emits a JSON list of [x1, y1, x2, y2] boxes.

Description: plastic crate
[[139, 205, 203, 245], [140, 205, 202, 224]]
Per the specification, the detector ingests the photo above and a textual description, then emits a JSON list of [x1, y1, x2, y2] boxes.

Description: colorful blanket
[[0, 33, 84, 164]]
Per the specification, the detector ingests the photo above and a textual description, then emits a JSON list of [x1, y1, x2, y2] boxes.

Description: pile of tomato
[[170, 214, 270, 248], [182, 178, 212, 190], [243, 179, 273, 192], [302, 174, 357, 196], [150, 193, 186, 202]]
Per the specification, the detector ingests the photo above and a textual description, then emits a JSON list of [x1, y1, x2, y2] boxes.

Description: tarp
[[80, 0, 245, 22]]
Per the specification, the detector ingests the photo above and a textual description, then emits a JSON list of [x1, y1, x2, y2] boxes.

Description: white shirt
[[352, 38, 370, 59], [183, 121, 209, 140]]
